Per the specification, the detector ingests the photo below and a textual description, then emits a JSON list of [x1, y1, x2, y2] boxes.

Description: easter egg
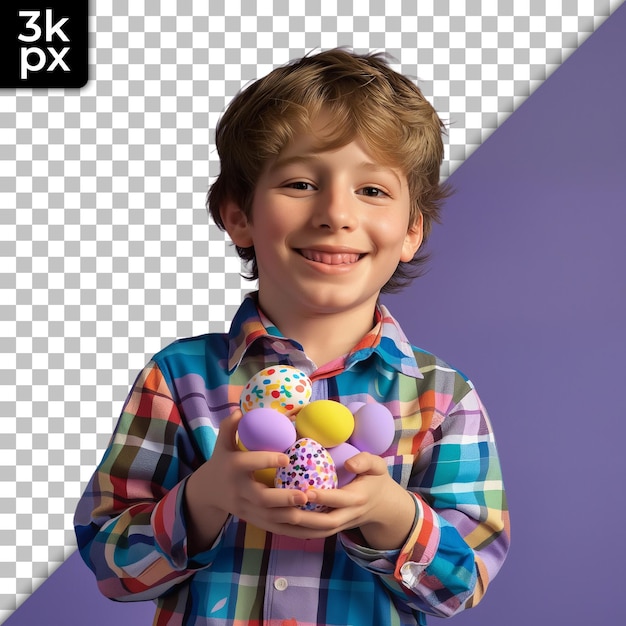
[[237, 407, 297, 452], [240, 366, 313, 416], [275, 438, 337, 511], [327, 442, 361, 487], [252, 467, 278, 487], [235, 431, 248, 452], [349, 403, 395, 456], [346, 401, 366, 415], [234, 433, 280, 487], [295, 400, 355, 448]]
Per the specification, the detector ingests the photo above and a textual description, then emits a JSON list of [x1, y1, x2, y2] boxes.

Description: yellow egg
[[235, 431, 248, 452], [295, 400, 354, 448], [235, 433, 279, 487], [253, 467, 278, 487]]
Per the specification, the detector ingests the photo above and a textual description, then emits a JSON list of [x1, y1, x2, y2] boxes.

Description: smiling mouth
[[298, 249, 364, 265]]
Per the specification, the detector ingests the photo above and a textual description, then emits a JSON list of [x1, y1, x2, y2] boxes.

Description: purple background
[[7, 4, 626, 625]]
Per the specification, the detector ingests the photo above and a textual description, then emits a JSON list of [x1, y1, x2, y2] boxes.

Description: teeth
[[300, 250, 361, 265]]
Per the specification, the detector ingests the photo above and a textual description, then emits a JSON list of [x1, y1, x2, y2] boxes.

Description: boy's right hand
[[183, 410, 308, 555]]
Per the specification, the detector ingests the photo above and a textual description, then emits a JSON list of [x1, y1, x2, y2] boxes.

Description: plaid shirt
[[75, 293, 510, 626]]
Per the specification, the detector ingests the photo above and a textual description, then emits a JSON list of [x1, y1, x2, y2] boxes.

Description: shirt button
[[274, 577, 289, 591]]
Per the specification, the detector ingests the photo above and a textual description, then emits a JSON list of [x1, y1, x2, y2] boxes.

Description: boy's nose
[[312, 187, 358, 231]]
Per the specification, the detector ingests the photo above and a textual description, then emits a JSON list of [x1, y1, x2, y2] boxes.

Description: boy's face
[[222, 122, 423, 321]]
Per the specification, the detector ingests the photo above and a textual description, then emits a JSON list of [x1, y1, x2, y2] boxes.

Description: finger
[[305, 486, 359, 509], [221, 408, 243, 426], [259, 486, 309, 509], [282, 505, 357, 533], [216, 409, 243, 449], [235, 449, 290, 473], [344, 451, 388, 476]]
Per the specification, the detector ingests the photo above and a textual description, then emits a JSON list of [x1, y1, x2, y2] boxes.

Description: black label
[[0, 1, 88, 88]]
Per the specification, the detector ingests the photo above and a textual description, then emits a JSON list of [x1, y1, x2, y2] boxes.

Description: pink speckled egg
[[240, 366, 313, 416], [327, 442, 361, 487], [275, 438, 337, 511], [349, 403, 396, 456], [237, 407, 297, 452]]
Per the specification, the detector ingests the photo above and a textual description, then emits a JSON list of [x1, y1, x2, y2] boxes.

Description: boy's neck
[[257, 293, 378, 368]]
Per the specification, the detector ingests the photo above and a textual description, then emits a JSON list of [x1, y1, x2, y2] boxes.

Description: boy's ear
[[220, 201, 254, 248], [400, 213, 424, 262]]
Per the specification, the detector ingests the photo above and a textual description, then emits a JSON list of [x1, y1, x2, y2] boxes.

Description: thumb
[[217, 408, 243, 450], [344, 451, 387, 476]]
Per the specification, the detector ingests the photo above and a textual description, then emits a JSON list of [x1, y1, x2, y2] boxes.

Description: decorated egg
[[349, 403, 396, 456], [275, 438, 337, 511], [295, 399, 355, 449], [237, 407, 297, 452], [240, 366, 313, 416], [327, 442, 361, 487]]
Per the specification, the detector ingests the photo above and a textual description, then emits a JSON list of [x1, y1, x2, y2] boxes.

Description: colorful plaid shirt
[[74, 293, 510, 626]]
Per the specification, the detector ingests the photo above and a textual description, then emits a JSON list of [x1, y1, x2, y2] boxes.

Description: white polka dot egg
[[240, 366, 312, 416]]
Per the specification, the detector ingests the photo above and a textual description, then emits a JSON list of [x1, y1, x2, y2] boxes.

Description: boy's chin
[[294, 288, 381, 313]]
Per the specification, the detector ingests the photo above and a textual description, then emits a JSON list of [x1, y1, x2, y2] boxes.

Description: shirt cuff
[[395, 492, 441, 587], [339, 531, 401, 575], [338, 491, 419, 575], [151, 477, 229, 571], [339, 492, 441, 587]]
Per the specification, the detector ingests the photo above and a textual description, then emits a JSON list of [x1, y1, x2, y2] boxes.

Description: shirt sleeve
[[73, 361, 225, 601], [340, 386, 510, 618]]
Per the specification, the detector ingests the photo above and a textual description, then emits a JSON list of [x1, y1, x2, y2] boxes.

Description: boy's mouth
[[297, 248, 364, 265]]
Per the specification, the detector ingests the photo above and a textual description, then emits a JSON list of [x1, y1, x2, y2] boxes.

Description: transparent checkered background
[[0, 0, 622, 621]]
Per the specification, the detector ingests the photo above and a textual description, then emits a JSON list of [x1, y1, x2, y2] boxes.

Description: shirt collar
[[346, 304, 423, 379], [227, 292, 284, 373], [226, 292, 422, 379]]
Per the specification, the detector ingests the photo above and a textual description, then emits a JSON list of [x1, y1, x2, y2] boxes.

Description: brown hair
[[207, 48, 450, 292]]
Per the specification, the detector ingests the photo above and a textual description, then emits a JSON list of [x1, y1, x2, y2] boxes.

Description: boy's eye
[[358, 186, 388, 198], [285, 181, 316, 191]]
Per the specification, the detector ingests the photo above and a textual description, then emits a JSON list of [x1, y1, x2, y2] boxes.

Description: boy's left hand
[[289, 451, 416, 550]]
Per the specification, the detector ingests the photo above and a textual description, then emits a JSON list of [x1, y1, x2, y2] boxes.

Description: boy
[[75, 49, 509, 626]]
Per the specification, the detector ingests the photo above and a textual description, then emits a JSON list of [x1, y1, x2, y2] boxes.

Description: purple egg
[[346, 401, 366, 415], [349, 403, 395, 456], [327, 442, 361, 487], [237, 407, 297, 452]]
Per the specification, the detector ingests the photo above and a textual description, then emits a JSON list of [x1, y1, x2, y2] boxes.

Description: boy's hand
[[185, 413, 415, 552], [184, 410, 311, 554], [296, 452, 417, 550]]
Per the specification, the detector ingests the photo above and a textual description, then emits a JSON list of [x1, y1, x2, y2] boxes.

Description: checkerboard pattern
[[0, 0, 622, 621]]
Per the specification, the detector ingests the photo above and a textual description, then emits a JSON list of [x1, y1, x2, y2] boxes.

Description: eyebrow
[[357, 161, 402, 187], [270, 154, 320, 170], [270, 154, 403, 187]]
